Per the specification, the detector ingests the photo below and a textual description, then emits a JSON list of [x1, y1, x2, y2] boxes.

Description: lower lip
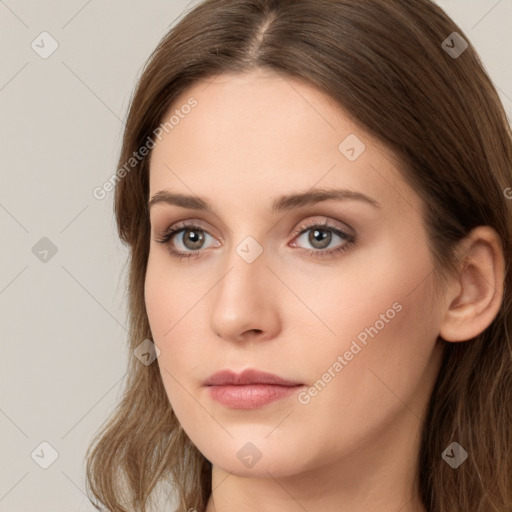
[[206, 384, 303, 409]]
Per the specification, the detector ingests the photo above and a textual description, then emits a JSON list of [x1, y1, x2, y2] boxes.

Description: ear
[[439, 226, 506, 343]]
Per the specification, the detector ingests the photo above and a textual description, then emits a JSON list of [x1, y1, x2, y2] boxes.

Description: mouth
[[203, 368, 305, 409]]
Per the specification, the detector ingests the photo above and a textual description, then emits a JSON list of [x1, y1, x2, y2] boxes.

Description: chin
[[191, 431, 321, 478]]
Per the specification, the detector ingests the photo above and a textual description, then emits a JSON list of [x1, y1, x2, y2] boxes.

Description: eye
[[154, 222, 219, 260], [290, 219, 355, 258], [154, 218, 355, 261]]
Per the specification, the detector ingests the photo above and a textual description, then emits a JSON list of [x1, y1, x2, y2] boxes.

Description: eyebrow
[[147, 187, 381, 213]]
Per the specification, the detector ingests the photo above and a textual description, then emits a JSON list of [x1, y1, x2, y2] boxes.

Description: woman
[[86, 1, 512, 511]]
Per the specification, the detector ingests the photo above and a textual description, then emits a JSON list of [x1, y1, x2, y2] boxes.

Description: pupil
[[185, 229, 204, 249], [310, 229, 331, 249]]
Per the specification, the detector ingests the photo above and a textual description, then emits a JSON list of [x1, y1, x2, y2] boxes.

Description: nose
[[210, 245, 281, 343]]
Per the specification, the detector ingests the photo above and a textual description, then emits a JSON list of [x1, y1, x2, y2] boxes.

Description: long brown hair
[[85, 1, 512, 511]]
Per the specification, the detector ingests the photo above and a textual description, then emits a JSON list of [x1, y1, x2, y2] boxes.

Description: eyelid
[[156, 221, 220, 248], [156, 216, 352, 243], [156, 218, 220, 240], [290, 216, 354, 239]]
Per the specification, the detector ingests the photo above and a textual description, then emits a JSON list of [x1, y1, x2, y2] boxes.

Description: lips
[[203, 369, 304, 409], [203, 368, 303, 387]]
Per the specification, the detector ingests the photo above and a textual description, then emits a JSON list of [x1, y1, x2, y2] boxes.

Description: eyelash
[[154, 220, 355, 261]]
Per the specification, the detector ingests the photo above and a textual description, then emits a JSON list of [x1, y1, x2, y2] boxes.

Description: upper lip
[[203, 368, 303, 386]]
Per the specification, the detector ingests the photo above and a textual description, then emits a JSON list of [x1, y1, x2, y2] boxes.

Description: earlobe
[[439, 226, 505, 343]]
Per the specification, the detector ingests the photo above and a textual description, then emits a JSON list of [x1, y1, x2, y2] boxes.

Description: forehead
[[148, 70, 419, 217]]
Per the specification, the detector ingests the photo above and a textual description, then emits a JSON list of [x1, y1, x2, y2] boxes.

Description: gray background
[[0, 1, 511, 511]]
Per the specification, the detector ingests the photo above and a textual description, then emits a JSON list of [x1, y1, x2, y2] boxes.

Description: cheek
[[144, 251, 198, 339], [299, 232, 436, 366], [299, 252, 440, 432], [144, 254, 205, 381], [144, 259, 171, 339]]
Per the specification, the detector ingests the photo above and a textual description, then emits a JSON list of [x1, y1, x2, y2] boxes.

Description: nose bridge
[[210, 237, 278, 340], [217, 238, 268, 308]]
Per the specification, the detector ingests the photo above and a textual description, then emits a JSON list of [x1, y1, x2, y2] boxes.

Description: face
[[145, 69, 445, 478]]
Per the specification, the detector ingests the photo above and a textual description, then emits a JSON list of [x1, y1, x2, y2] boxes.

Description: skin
[[144, 69, 505, 512]]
